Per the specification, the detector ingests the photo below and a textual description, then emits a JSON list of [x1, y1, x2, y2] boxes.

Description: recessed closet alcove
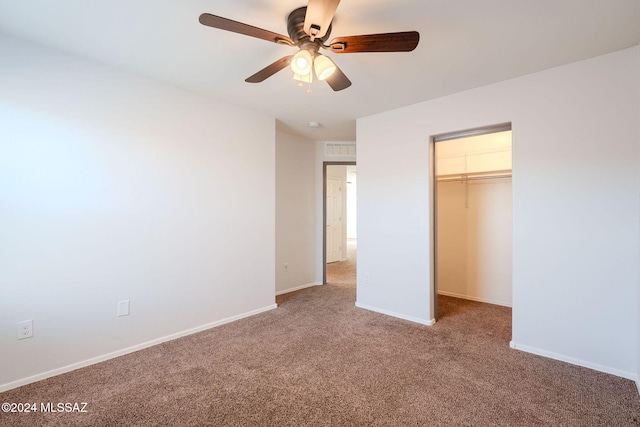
[[434, 126, 513, 314]]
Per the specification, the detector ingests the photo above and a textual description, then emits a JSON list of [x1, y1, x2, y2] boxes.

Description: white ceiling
[[1, 0, 638, 141]]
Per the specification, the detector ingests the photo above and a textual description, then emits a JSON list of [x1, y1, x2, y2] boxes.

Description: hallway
[[326, 239, 356, 286]]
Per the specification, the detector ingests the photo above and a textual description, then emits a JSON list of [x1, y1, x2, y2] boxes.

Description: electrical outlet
[[17, 320, 33, 340], [284, 263, 289, 273]]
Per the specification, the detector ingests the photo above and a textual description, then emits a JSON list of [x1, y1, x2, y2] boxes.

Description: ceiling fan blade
[[199, 13, 294, 46], [245, 56, 294, 83], [304, 0, 341, 40], [327, 31, 419, 53], [325, 64, 351, 91]]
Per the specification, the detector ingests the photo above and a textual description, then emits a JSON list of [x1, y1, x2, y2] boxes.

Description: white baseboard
[[509, 341, 637, 381], [355, 302, 435, 326], [0, 304, 278, 393], [438, 290, 511, 307], [276, 282, 322, 296]]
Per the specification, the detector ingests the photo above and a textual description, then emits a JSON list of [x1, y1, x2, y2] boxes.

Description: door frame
[[323, 161, 356, 284], [431, 122, 512, 321]]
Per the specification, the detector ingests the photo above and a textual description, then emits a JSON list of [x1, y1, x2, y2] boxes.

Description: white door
[[326, 176, 343, 263]]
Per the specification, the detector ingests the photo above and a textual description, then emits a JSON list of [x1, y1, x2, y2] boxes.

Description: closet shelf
[[436, 169, 512, 182]]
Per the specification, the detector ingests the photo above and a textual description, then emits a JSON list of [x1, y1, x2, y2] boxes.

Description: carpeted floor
[[326, 239, 357, 285], [2, 244, 639, 426]]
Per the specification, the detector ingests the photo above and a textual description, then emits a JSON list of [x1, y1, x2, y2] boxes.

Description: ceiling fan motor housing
[[287, 7, 332, 48]]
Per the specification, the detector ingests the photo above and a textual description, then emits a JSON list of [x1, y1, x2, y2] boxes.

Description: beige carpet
[[326, 239, 357, 285], [2, 245, 639, 426]]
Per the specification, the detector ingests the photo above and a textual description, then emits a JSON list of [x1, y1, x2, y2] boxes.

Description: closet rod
[[436, 171, 512, 183]]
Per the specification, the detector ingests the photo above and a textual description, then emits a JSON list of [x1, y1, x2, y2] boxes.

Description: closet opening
[[432, 124, 512, 321]]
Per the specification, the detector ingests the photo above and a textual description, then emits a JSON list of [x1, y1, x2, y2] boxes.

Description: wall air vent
[[325, 143, 356, 156]]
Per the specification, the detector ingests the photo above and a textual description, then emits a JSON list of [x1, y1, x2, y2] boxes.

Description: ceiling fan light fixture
[[291, 49, 312, 76], [293, 71, 313, 86], [314, 54, 336, 80]]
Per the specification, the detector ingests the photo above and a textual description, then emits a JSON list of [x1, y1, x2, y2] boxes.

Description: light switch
[[117, 300, 130, 317]]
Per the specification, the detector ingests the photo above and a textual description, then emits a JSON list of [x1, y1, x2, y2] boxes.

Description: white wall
[[357, 46, 640, 379], [0, 35, 276, 391], [275, 131, 318, 294]]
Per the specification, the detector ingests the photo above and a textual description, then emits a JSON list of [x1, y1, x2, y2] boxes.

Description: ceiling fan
[[199, 0, 420, 91]]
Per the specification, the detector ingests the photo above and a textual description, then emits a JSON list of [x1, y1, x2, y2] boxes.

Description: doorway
[[433, 124, 512, 320], [324, 162, 356, 284]]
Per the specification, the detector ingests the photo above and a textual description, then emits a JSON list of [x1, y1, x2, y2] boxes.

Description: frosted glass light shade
[[314, 54, 336, 80], [291, 50, 312, 76], [293, 72, 313, 86]]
